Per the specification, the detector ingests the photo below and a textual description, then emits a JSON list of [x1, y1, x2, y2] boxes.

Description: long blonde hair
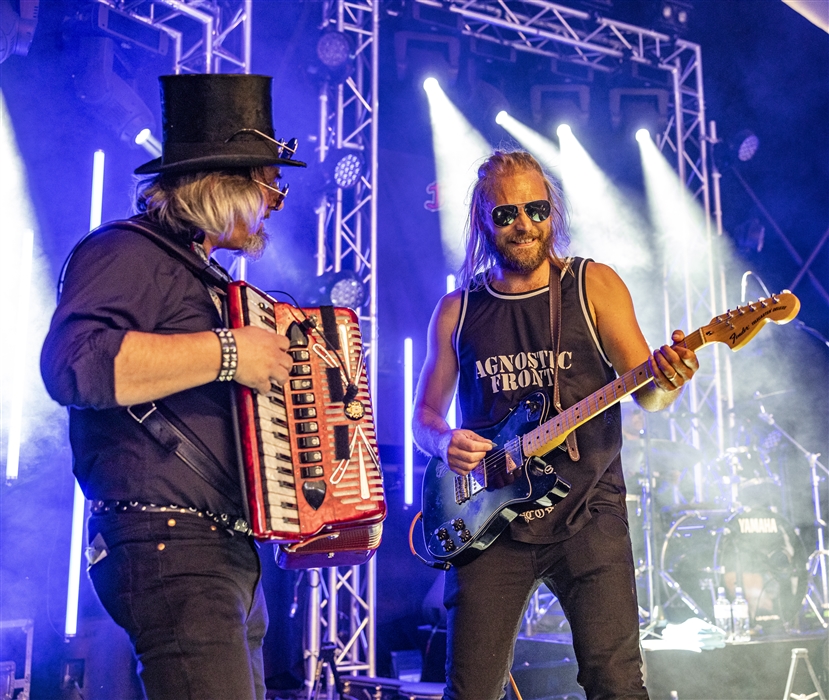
[[458, 150, 569, 289], [134, 167, 270, 243]]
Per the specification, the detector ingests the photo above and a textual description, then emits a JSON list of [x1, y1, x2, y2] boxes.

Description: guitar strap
[[549, 262, 580, 462]]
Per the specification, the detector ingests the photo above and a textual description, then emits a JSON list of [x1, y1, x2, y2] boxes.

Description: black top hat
[[135, 74, 307, 175]]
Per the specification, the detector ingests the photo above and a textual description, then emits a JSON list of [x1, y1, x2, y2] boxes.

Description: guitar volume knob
[[459, 529, 472, 543], [451, 518, 465, 531], [437, 528, 449, 541]]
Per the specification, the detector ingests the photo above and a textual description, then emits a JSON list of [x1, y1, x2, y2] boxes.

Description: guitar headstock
[[700, 291, 800, 351]]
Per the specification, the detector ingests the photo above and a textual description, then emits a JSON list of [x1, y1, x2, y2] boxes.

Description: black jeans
[[443, 511, 648, 700], [87, 512, 268, 700]]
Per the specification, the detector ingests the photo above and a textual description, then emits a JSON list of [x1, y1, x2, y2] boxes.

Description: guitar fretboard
[[521, 329, 705, 458]]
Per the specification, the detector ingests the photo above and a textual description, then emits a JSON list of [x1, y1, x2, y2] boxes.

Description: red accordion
[[227, 281, 385, 566]]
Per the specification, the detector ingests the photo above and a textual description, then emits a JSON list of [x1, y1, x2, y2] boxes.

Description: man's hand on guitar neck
[[438, 429, 494, 476], [636, 329, 700, 411]]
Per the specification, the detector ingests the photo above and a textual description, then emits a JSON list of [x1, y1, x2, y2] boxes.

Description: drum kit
[[621, 395, 828, 637]]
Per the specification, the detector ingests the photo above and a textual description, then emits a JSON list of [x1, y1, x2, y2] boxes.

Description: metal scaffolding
[[96, 0, 253, 74], [308, 0, 382, 691]]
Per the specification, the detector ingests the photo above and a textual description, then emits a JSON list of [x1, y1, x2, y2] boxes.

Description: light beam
[[423, 79, 491, 269]]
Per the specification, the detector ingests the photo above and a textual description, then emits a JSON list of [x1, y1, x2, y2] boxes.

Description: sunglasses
[[490, 199, 552, 228], [254, 179, 289, 209]]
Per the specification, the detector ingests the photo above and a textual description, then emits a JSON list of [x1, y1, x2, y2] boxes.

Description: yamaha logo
[[738, 517, 778, 534]]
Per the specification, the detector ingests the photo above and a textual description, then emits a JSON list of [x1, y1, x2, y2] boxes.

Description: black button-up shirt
[[40, 218, 243, 515]]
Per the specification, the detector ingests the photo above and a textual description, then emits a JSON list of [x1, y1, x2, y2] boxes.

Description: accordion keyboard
[[227, 281, 385, 542]]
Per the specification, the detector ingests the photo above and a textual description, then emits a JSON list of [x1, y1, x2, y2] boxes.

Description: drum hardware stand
[[639, 439, 660, 633], [758, 406, 829, 688], [522, 586, 561, 637], [782, 648, 826, 700], [658, 568, 708, 622], [307, 642, 358, 700]]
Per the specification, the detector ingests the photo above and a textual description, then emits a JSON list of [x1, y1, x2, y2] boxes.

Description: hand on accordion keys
[[230, 325, 292, 393]]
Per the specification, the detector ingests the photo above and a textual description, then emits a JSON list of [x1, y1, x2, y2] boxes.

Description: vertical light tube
[[89, 150, 105, 229], [64, 483, 86, 638], [403, 337, 414, 506], [4, 228, 33, 481], [66, 149, 106, 637], [446, 274, 458, 430]]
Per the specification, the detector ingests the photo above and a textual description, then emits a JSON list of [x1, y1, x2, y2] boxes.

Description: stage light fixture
[[92, 3, 168, 56], [468, 78, 511, 132], [495, 110, 508, 125], [733, 129, 760, 162], [636, 128, 650, 143], [609, 88, 669, 138], [423, 76, 439, 92], [74, 37, 156, 145], [656, 0, 693, 34], [530, 84, 590, 130], [322, 148, 365, 190], [307, 29, 354, 83], [395, 31, 460, 86], [557, 124, 572, 138], [134, 128, 162, 157], [0, 0, 39, 64], [332, 151, 363, 189], [328, 270, 367, 309], [317, 30, 350, 69]]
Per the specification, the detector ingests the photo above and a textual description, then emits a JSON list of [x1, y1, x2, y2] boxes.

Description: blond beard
[[486, 225, 552, 274]]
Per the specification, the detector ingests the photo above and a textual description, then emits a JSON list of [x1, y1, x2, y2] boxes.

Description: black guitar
[[421, 292, 801, 562]]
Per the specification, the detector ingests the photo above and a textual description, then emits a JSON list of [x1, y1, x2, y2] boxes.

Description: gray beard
[[237, 226, 270, 262]]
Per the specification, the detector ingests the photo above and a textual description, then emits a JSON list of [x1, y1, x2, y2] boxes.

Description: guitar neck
[[522, 328, 706, 458]]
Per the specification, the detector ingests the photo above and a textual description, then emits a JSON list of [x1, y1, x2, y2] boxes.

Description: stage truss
[[94, 0, 253, 74], [309, 0, 382, 689]]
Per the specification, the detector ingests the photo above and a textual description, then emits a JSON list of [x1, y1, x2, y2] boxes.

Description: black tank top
[[455, 258, 626, 543]]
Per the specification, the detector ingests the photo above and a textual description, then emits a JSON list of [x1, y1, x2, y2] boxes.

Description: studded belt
[[89, 500, 251, 535]]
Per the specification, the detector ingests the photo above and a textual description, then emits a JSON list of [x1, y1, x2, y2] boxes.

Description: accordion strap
[[57, 217, 231, 302], [128, 402, 239, 499]]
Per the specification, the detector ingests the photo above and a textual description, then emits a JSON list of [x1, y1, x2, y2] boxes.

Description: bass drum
[[660, 509, 807, 629]]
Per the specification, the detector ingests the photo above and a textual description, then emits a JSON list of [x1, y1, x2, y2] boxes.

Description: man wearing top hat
[[40, 74, 305, 700]]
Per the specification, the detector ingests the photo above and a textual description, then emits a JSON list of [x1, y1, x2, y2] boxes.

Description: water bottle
[[731, 586, 750, 642], [713, 586, 732, 639]]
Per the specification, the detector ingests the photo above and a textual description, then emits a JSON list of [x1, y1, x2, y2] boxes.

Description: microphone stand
[[758, 403, 829, 685]]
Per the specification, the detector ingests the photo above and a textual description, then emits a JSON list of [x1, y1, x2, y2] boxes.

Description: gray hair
[[133, 167, 270, 243], [458, 150, 570, 289]]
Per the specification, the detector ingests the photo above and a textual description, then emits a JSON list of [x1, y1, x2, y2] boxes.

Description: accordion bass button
[[344, 399, 365, 420]]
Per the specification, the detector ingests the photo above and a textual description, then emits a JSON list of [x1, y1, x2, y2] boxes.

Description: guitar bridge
[[454, 469, 485, 505]]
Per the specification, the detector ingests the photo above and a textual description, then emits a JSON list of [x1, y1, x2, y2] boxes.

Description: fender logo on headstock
[[729, 326, 749, 344]]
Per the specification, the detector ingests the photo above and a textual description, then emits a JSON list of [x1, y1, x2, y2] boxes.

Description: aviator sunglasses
[[490, 199, 552, 228]]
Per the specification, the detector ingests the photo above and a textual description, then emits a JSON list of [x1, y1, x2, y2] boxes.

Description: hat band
[[163, 140, 282, 165]]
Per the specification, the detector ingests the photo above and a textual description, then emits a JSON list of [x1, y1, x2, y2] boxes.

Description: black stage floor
[[268, 632, 828, 700]]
